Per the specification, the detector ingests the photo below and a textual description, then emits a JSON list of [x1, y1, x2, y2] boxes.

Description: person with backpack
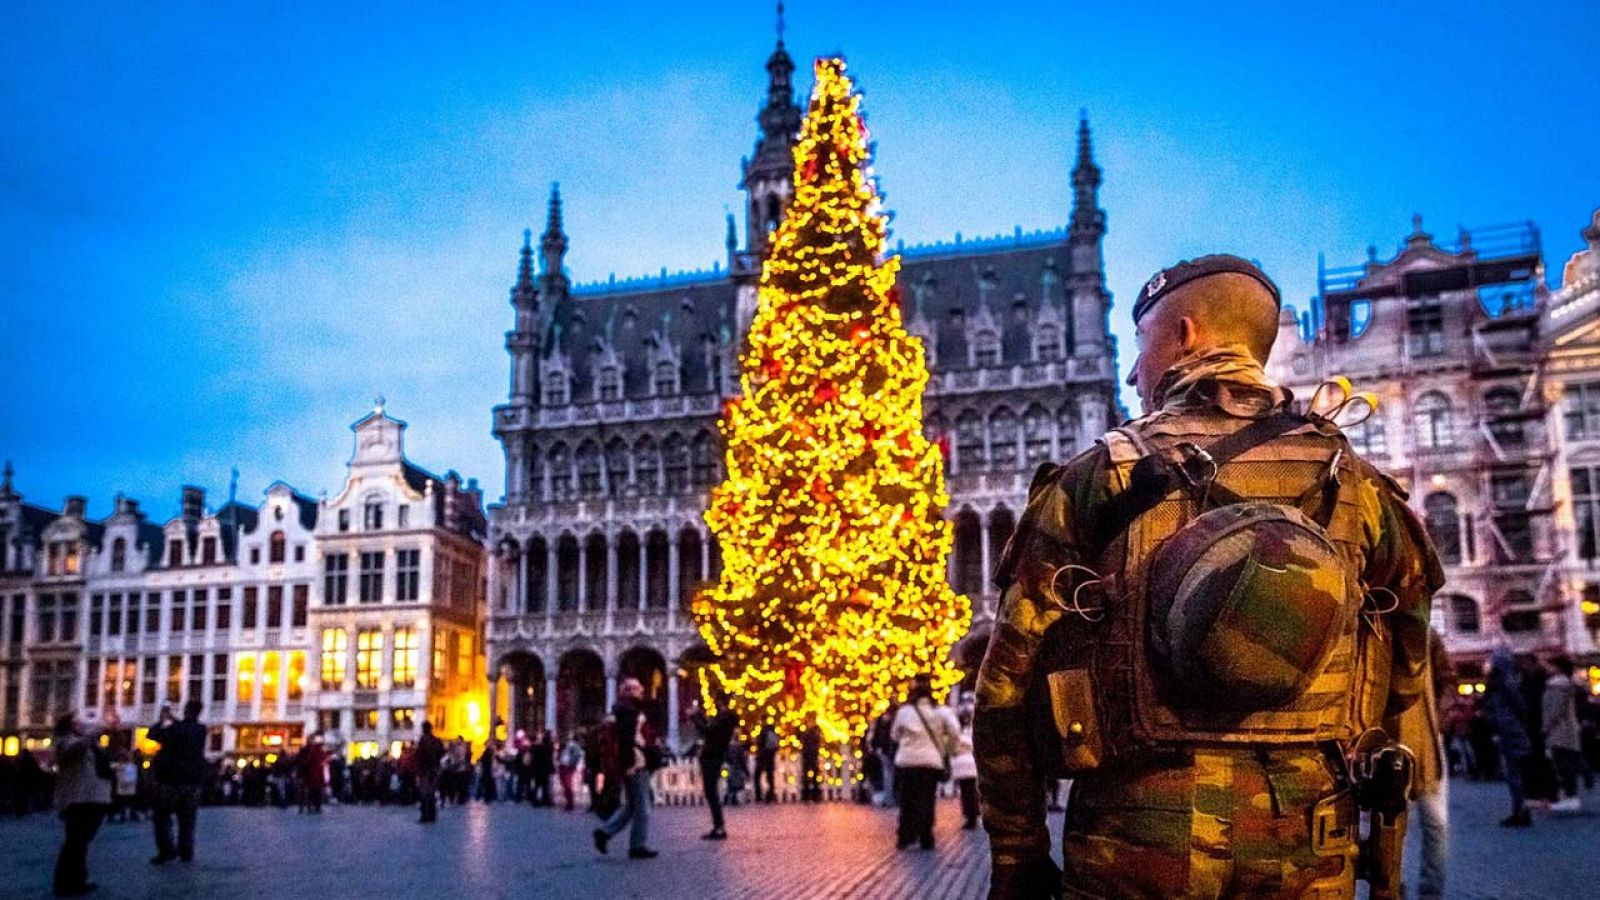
[[892, 674, 959, 850], [592, 677, 661, 859], [975, 256, 1443, 899]]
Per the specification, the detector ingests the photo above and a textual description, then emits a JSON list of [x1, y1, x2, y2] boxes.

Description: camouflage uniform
[[974, 356, 1442, 900]]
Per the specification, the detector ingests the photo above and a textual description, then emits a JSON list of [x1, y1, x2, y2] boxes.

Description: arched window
[[547, 443, 572, 499], [973, 330, 1001, 368], [634, 438, 659, 494], [1448, 595, 1480, 635], [663, 436, 689, 493], [110, 538, 127, 573], [363, 496, 384, 531], [1057, 403, 1081, 457], [990, 408, 1019, 470], [1035, 324, 1063, 363], [576, 441, 602, 497], [1345, 413, 1389, 457], [989, 507, 1017, 575], [605, 438, 630, 496], [597, 364, 623, 402], [955, 410, 985, 472], [953, 510, 983, 596], [654, 361, 678, 397], [1023, 405, 1052, 467], [1484, 387, 1525, 448], [1424, 492, 1462, 564], [691, 432, 718, 485], [269, 531, 286, 564], [556, 534, 579, 611], [1414, 392, 1454, 450]]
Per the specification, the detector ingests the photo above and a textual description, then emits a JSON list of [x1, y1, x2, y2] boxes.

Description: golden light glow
[[2, 736, 18, 757], [693, 57, 971, 748]]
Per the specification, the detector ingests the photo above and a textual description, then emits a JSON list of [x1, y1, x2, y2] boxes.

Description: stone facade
[[0, 407, 487, 762], [1267, 211, 1600, 685], [484, 34, 1121, 748]]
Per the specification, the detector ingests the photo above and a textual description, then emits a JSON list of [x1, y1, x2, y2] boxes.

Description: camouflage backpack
[[1041, 407, 1368, 774]]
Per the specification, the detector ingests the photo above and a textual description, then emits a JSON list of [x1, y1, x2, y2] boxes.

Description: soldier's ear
[[1179, 316, 1200, 353]]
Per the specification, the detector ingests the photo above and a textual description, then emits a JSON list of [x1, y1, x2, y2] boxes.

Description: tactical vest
[[1043, 407, 1383, 775]]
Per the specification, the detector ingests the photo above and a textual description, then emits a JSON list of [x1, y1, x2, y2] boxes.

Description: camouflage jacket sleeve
[[1359, 466, 1446, 719], [974, 448, 1111, 867]]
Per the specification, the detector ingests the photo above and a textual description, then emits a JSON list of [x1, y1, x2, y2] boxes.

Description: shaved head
[[1128, 272, 1280, 412]]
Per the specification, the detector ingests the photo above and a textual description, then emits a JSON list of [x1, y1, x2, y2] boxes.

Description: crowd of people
[[1467, 649, 1600, 826]]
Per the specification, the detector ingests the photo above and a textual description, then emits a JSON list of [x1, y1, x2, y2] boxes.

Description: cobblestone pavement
[[1, 779, 1595, 899]]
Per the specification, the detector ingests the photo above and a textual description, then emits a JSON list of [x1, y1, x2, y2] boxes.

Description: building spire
[[1070, 110, 1104, 238], [539, 182, 569, 283], [0, 460, 13, 500], [517, 228, 534, 289], [777, 0, 786, 46]]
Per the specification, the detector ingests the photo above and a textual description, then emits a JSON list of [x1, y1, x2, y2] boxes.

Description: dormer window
[[337, 509, 350, 533], [973, 331, 1001, 368], [1035, 324, 1063, 363], [167, 540, 184, 569], [598, 365, 622, 402], [363, 498, 384, 531], [110, 538, 127, 573], [64, 543, 79, 576], [202, 536, 218, 565], [654, 361, 678, 397], [269, 531, 286, 564], [544, 376, 569, 406]]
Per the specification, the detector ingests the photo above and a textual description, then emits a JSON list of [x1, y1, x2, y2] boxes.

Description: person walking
[[557, 733, 583, 811], [415, 721, 445, 823], [1484, 647, 1534, 827], [1545, 655, 1585, 813], [294, 733, 330, 814], [754, 725, 779, 803], [593, 677, 660, 859], [477, 741, 499, 803], [147, 701, 207, 865], [691, 697, 738, 840], [951, 703, 980, 831], [52, 711, 112, 897], [892, 675, 958, 850]]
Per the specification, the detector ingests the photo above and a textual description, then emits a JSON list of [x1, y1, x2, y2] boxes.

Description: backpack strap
[[1100, 410, 1308, 542]]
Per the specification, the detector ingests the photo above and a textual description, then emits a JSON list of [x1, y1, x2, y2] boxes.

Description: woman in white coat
[[891, 674, 960, 850]]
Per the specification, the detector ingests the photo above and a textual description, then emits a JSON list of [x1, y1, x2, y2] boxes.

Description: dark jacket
[[148, 719, 208, 786], [1483, 648, 1531, 758], [609, 698, 645, 777], [416, 734, 445, 775], [694, 710, 738, 764]]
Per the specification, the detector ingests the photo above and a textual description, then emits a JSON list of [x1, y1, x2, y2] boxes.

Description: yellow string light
[[693, 57, 971, 749]]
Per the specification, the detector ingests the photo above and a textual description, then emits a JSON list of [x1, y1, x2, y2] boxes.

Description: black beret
[[1132, 254, 1281, 325]]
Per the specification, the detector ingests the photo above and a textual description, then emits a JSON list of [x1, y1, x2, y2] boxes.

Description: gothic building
[[1267, 211, 1600, 687], [485, 33, 1121, 748]]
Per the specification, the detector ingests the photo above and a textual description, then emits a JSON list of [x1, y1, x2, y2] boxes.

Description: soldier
[[975, 255, 1442, 899]]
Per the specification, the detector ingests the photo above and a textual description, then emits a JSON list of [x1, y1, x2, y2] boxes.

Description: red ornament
[[850, 323, 871, 345], [887, 286, 902, 309], [762, 356, 784, 380], [861, 423, 884, 444], [813, 380, 839, 404], [894, 431, 913, 450], [803, 155, 819, 182]]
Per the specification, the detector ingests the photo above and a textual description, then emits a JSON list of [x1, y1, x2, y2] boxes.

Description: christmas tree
[[693, 57, 971, 747]]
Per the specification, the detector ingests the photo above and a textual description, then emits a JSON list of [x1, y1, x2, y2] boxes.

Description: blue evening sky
[[4, 1, 1597, 521]]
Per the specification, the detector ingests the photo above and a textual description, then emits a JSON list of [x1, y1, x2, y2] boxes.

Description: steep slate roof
[[544, 232, 1076, 401]]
